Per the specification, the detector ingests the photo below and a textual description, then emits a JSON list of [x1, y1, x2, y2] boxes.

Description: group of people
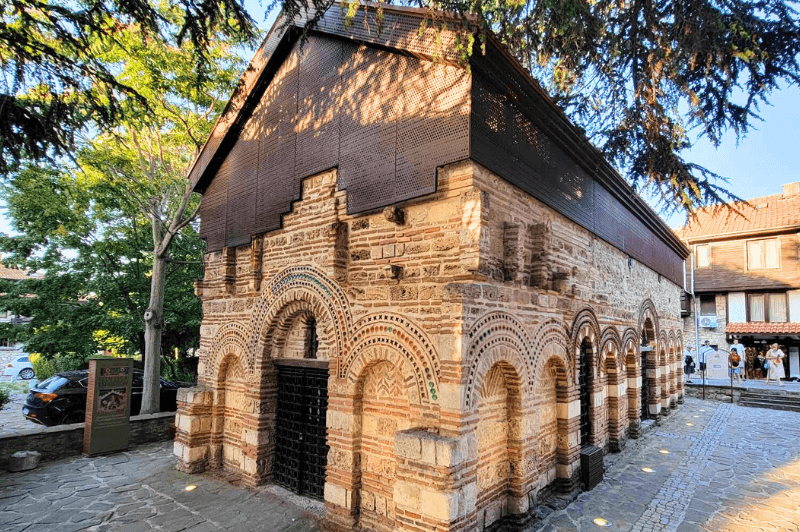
[[683, 339, 786, 386]]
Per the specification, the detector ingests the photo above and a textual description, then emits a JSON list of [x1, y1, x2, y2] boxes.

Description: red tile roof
[[676, 189, 800, 241], [726, 322, 800, 335], [0, 264, 38, 281]]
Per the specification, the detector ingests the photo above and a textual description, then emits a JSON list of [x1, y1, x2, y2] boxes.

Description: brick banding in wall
[[342, 313, 440, 403], [249, 265, 352, 368], [464, 311, 534, 411], [529, 319, 572, 390], [206, 321, 251, 380]]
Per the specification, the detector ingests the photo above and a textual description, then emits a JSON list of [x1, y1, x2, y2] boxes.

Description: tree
[[1, 4, 245, 411], [0, 159, 205, 372], [270, 0, 800, 215], [0, 0, 256, 175]]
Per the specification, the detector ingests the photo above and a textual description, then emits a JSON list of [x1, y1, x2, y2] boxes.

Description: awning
[[726, 322, 800, 335]]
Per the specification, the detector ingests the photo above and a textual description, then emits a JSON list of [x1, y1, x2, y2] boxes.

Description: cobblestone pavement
[[0, 442, 323, 532], [0, 386, 41, 434], [536, 397, 800, 532], [3, 398, 800, 532]]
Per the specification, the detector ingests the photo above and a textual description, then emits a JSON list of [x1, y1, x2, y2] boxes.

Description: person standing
[[730, 338, 745, 384], [684, 346, 696, 383], [766, 343, 786, 386], [699, 340, 714, 380], [683, 346, 696, 384]]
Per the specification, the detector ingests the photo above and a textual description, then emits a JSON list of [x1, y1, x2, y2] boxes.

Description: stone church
[[173, 4, 689, 531]]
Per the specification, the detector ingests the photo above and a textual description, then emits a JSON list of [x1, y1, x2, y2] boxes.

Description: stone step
[[739, 397, 800, 408], [739, 400, 800, 413], [739, 392, 800, 404]]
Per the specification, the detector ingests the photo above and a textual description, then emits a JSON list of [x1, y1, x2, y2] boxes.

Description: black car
[[23, 369, 191, 426]]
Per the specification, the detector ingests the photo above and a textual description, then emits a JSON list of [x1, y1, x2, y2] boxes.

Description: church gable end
[[198, 34, 471, 252]]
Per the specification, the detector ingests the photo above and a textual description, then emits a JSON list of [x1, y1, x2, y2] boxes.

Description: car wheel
[[19, 368, 34, 380], [60, 409, 85, 425]]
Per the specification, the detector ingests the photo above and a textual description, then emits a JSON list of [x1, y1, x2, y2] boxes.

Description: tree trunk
[[141, 251, 167, 414]]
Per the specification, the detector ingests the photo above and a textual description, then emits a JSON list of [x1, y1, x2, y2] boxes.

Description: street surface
[[1, 397, 799, 531]]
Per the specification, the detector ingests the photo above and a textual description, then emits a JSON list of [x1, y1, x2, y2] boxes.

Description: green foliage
[[30, 353, 88, 381], [0, 383, 10, 409], [161, 355, 199, 384], [0, 12, 245, 368], [0, 0, 257, 175]]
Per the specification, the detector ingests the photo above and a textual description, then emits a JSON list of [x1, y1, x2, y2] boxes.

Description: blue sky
[[1, 6, 797, 236]]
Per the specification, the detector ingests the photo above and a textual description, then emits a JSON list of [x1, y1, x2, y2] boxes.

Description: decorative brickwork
[[176, 160, 685, 532]]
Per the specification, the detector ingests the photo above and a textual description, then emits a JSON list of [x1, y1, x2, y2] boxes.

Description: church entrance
[[272, 361, 329, 499]]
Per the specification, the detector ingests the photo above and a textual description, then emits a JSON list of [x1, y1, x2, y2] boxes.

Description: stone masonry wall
[[175, 160, 685, 532]]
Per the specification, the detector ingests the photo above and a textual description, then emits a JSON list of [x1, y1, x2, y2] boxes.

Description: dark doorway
[[579, 340, 592, 447], [640, 349, 649, 420], [273, 361, 329, 499]]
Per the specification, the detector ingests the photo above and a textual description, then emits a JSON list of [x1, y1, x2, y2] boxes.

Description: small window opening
[[305, 318, 319, 359]]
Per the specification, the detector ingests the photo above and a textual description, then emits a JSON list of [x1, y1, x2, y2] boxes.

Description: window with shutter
[[728, 292, 746, 323], [765, 240, 779, 268]]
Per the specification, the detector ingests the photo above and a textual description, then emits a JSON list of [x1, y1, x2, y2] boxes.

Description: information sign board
[[83, 358, 134, 456]]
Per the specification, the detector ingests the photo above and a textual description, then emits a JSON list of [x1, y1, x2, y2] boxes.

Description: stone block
[[394, 431, 422, 460], [394, 481, 420, 510], [421, 438, 436, 465], [325, 483, 351, 509], [436, 382, 461, 410], [557, 399, 580, 420], [8, 450, 40, 472], [242, 454, 258, 475], [458, 482, 477, 517], [184, 444, 207, 463], [507, 493, 529, 515], [435, 438, 459, 467], [420, 489, 457, 521]]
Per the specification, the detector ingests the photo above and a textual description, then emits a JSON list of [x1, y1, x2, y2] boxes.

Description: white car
[[4, 355, 35, 380]]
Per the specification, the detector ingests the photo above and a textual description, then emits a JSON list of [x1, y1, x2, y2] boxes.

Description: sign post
[[83, 358, 134, 456]]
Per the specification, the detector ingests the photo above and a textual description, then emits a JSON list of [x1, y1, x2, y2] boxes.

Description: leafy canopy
[[0, 3, 245, 363], [0, 0, 255, 174]]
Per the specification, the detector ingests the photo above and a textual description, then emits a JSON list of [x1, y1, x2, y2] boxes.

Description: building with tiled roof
[[0, 257, 38, 376], [677, 182, 800, 380]]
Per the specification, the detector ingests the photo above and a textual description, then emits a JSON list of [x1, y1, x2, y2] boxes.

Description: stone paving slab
[[3, 397, 800, 531], [533, 397, 800, 532], [0, 442, 323, 532]]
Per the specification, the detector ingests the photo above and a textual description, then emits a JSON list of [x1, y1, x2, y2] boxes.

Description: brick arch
[[658, 330, 669, 365], [668, 330, 678, 360], [212, 351, 249, 473], [341, 313, 440, 407], [473, 360, 526, 525], [638, 299, 659, 345], [206, 322, 251, 380], [350, 355, 411, 531], [531, 318, 572, 389], [249, 265, 352, 373], [344, 344, 428, 408], [570, 307, 601, 380], [264, 300, 326, 361], [675, 330, 684, 351], [464, 311, 533, 411], [600, 327, 623, 374], [536, 355, 573, 487], [621, 328, 640, 371]]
